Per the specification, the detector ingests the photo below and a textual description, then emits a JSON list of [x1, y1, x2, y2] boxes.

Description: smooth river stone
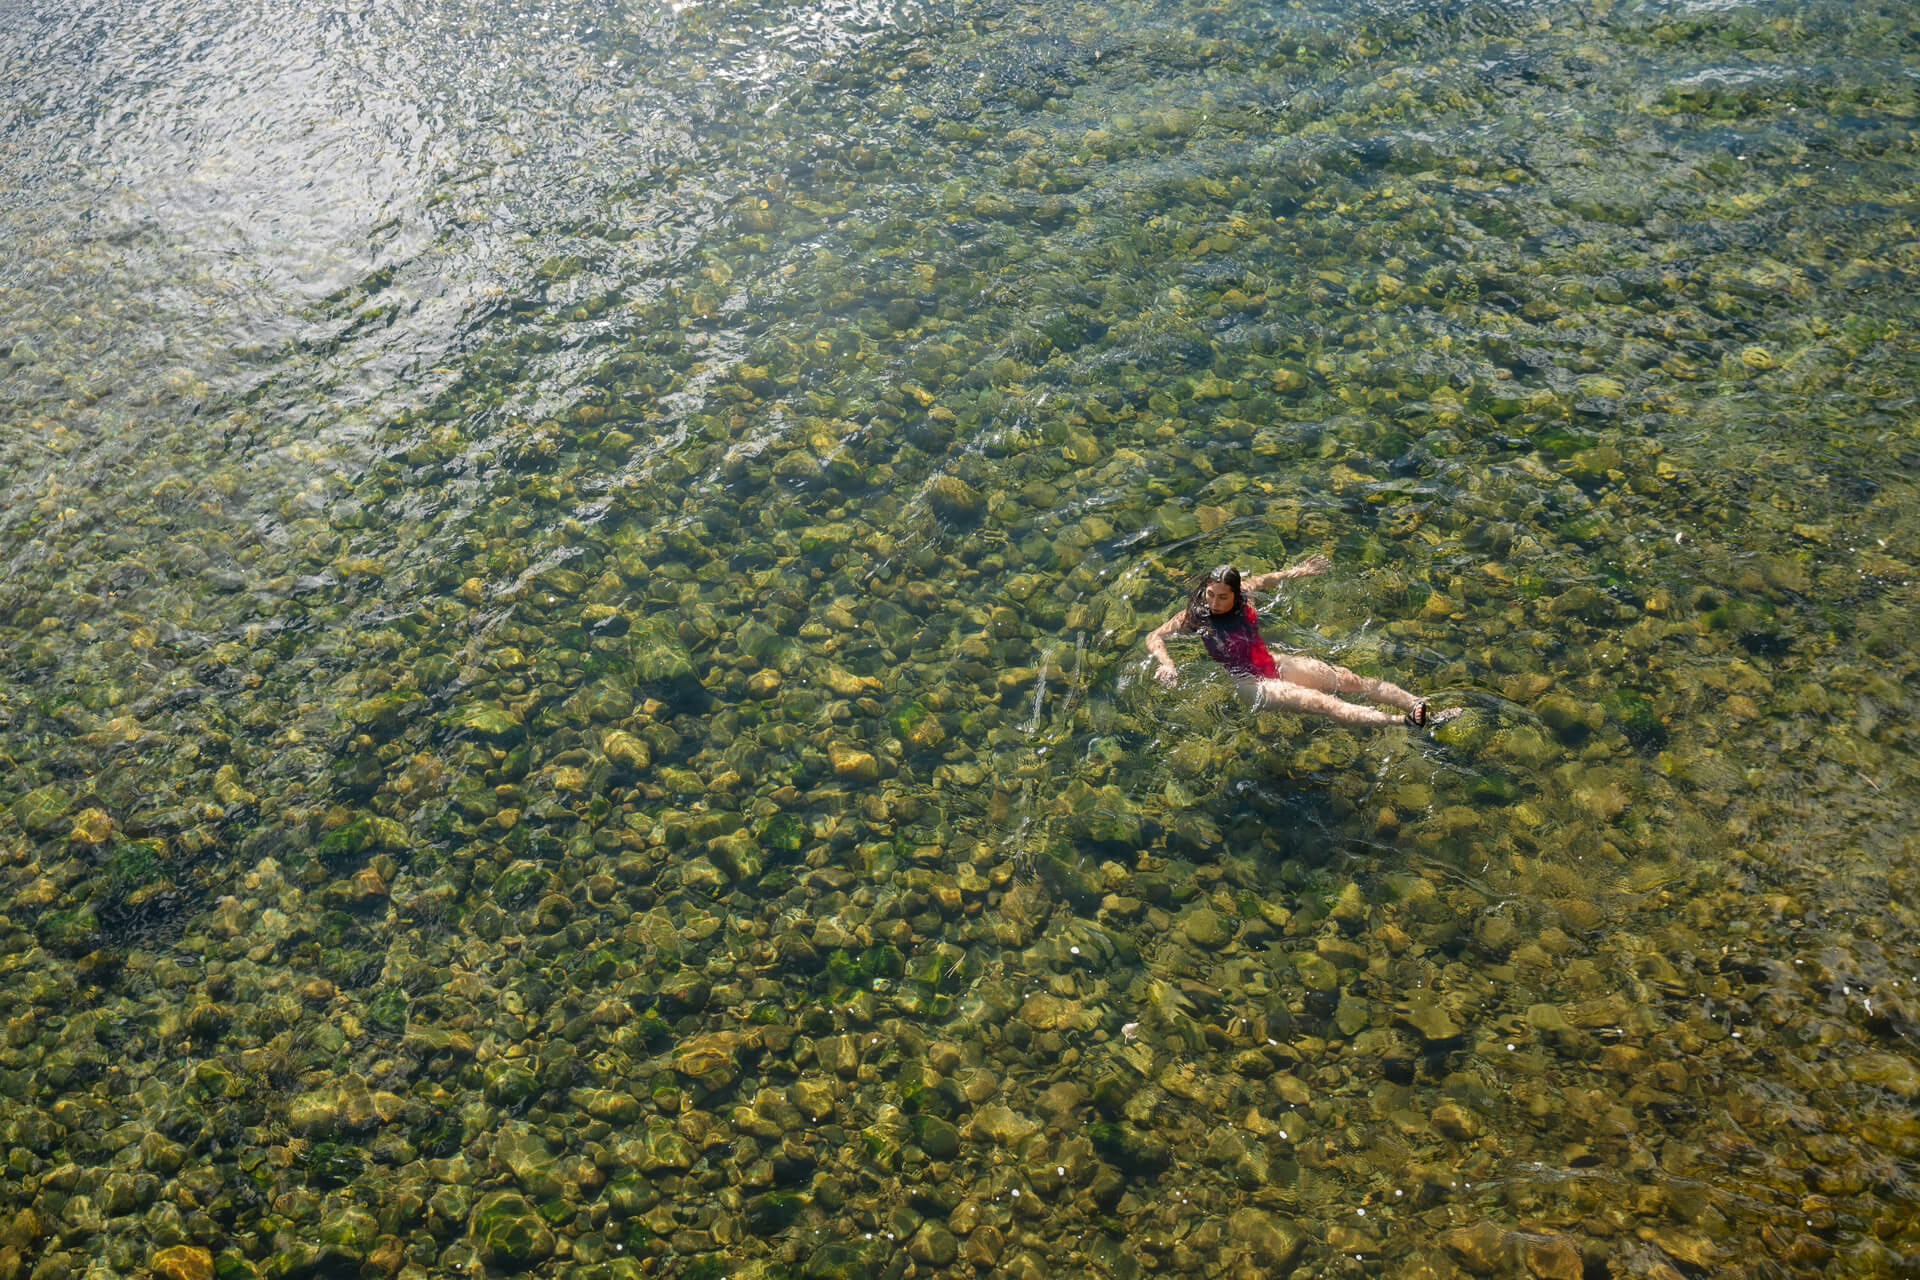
[[1398, 994, 1460, 1042], [1182, 906, 1233, 948], [1228, 1208, 1305, 1269], [968, 1104, 1039, 1146]]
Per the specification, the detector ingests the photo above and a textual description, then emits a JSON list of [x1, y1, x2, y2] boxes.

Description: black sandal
[[1404, 701, 1428, 729]]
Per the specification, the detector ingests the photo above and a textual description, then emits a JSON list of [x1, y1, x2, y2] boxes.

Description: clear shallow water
[[1, 0, 1916, 1277]]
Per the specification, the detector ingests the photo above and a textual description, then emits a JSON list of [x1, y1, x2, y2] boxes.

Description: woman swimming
[[1145, 556, 1432, 729]]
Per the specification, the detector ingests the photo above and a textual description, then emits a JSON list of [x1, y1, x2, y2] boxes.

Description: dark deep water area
[[1, 0, 1917, 1277]]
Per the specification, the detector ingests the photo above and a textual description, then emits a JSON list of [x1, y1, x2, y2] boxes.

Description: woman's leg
[[1271, 655, 1422, 713], [1249, 678, 1403, 728]]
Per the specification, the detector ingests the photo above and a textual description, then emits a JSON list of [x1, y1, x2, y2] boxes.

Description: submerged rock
[[148, 1247, 213, 1280], [470, 1192, 555, 1268], [1228, 1208, 1305, 1270]]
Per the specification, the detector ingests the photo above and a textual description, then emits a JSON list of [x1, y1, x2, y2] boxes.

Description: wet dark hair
[[1186, 564, 1243, 626]]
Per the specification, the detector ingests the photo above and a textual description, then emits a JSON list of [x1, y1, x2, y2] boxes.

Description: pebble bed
[[0, 0, 1916, 1278]]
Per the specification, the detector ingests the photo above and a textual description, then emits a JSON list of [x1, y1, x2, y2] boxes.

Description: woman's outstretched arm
[[1242, 553, 1331, 594], [1145, 610, 1190, 684]]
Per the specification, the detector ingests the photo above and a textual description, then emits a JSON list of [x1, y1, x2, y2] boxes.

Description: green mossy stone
[[1533, 426, 1597, 457], [212, 1253, 260, 1280], [106, 837, 161, 890], [757, 812, 806, 854], [535, 566, 585, 598], [1497, 725, 1559, 770], [1398, 993, 1461, 1043], [909, 1114, 961, 1159], [743, 1190, 804, 1235], [803, 1242, 881, 1280], [317, 818, 376, 861], [630, 620, 694, 681], [1090, 1076, 1133, 1115], [348, 691, 426, 738], [604, 1175, 656, 1220], [315, 1206, 378, 1256], [1466, 772, 1519, 804], [12, 784, 73, 835], [1565, 445, 1624, 485], [634, 1009, 672, 1048], [1602, 689, 1666, 747], [470, 1192, 555, 1269], [495, 1126, 560, 1197], [492, 860, 546, 906], [37, 907, 98, 956], [483, 1061, 540, 1107], [823, 949, 860, 993], [1293, 953, 1339, 993], [1181, 906, 1233, 949], [413, 653, 459, 689], [190, 1062, 240, 1100], [444, 702, 525, 742], [859, 944, 906, 981]]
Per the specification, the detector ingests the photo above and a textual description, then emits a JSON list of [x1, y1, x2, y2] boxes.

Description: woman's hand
[[1145, 613, 1184, 682], [1293, 553, 1331, 577]]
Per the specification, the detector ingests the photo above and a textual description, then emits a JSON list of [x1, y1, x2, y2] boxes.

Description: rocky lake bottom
[[1, 0, 1917, 1277]]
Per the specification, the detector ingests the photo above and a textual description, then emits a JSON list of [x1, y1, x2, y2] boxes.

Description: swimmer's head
[[1189, 564, 1242, 621]]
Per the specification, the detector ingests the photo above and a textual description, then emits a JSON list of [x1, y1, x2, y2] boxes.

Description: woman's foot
[[1403, 701, 1428, 728]]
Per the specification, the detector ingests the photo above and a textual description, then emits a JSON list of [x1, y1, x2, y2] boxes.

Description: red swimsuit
[[1196, 603, 1279, 679]]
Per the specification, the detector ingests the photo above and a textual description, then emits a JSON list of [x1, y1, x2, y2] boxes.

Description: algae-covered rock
[[36, 907, 97, 956], [673, 1032, 746, 1088], [12, 785, 72, 835], [1293, 953, 1339, 994], [1397, 994, 1461, 1043], [494, 1124, 562, 1198], [483, 1061, 541, 1108], [968, 1104, 1039, 1147], [910, 1113, 961, 1159], [150, 1247, 214, 1280], [803, 1242, 880, 1280], [828, 743, 880, 782], [927, 473, 984, 519], [1329, 882, 1368, 931], [470, 1192, 554, 1268], [908, 1223, 958, 1266], [1181, 906, 1233, 949], [1440, 1221, 1517, 1275], [1228, 1208, 1305, 1270], [349, 690, 426, 737], [630, 618, 694, 682], [315, 1206, 379, 1258], [444, 702, 524, 742], [744, 1191, 804, 1235]]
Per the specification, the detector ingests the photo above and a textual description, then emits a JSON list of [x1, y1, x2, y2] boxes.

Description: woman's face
[[1204, 581, 1237, 615]]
